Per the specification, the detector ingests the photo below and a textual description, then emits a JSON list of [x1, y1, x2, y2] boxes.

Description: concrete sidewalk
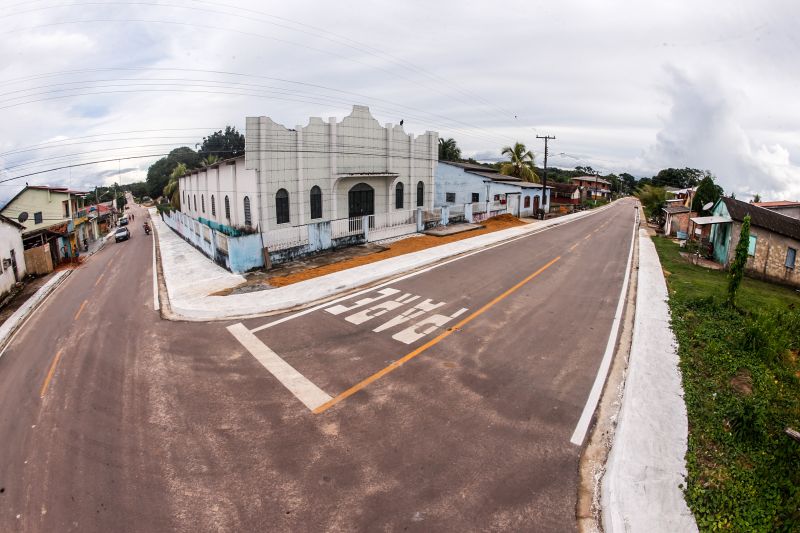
[[601, 230, 697, 532], [151, 205, 611, 321]]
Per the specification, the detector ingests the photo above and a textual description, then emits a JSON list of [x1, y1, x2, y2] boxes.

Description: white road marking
[[323, 288, 400, 316], [392, 308, 469, 344], [570, 209, 639, 446], [227, 323, 332, 411], [372, 298, 447, 333], [248, 205, 613, 334], [152, 230, 160, 311], [344, 293, 420, 325]]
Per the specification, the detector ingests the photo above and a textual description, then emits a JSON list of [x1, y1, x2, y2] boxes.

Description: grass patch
[[653, 237, 800, 531]]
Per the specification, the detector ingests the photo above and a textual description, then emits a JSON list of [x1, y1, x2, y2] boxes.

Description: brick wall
[[729, 222, 800, 287]]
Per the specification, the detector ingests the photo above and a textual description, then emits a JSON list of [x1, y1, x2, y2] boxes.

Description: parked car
[[114, 227, 130, 242], [119, 217, 128, 226]]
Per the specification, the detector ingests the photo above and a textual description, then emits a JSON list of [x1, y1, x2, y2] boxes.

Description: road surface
[[0, 199, 636, 532]]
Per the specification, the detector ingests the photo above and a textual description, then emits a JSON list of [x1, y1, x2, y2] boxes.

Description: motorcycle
[[143, 223, 151, 235]]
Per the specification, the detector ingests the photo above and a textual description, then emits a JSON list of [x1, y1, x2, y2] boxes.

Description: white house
[[0, 214, 26, 297], [173, 105, 438, 270], [435, 161, 551, 217]]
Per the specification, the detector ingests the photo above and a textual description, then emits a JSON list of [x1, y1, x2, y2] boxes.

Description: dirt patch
[[268, 215, 526, 288], [730, 369, 753, 396], [0, 274, 53, 327]]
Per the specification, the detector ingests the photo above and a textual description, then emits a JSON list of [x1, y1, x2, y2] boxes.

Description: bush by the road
[[653, 237, 800, 532]]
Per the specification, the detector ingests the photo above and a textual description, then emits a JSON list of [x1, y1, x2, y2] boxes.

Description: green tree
[[202, 155, 220, 167], [198, 126, 245, 161], [438, 138, 461, 161], [691, 175, 724, 214], [163, 163, 185, 209], [146, 147, 201, 199], [500, 142, 539, 182], [751, 193, 761, 203], [727, 215, 751, 307], [116, 194, 127, 210], [652, 168, 706, 189], [635, 184, 667, 224]]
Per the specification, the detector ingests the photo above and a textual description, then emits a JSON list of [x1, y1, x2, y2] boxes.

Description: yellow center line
[[74, 299, 88, 321], [94, 272, 106, 287], [40, 349, 64, 398], [569, 242, 579, 252], [313, 255, 561, 414]]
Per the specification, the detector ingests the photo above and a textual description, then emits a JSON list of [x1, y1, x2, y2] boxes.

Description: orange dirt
[[267, 215, 528, 287]]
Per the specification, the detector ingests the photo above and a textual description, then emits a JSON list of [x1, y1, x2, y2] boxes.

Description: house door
[[533, 195, 540, 214], [348, 183, 375, 218], [507, 194, 520, 217], [10, 249, 18, 282]]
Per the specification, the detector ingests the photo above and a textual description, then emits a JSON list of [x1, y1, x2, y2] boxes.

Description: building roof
[[571, 175, 610, 185], [551, 182, 578, 192], [663, 205, 691, 214], [439, 161, 499, 173], [721, 196, 800, 241], [754, 200, 800, 208]]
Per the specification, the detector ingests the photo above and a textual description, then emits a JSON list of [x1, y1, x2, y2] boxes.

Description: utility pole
[[536, 135, 555, 219]]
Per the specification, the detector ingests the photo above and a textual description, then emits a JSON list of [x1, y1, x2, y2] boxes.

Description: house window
[[243, 196, 252, 227], [445, 192, 455, 203], [62, 200, 69, 218], [472, 193, 480, 203], [416, 181, 424, 207], [786, 247, 797, 269], [748, 235, 756, 256], [395, 182, 404, 209], [224, 195, 230, 220], [211, 195, 216, 217], [34, 211, 43, 224], [276, 189, 290, 224], [201, 195, 205, 213], [310, 186, 322, 219], [524, 196, 531, 208], [193, 195, 197, 211], [494, 194, 501, 201]]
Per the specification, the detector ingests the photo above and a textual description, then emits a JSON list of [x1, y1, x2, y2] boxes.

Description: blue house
[[435, 161, 551, 218]]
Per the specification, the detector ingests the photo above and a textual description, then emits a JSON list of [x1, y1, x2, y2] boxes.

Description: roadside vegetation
[[653, 237, 800, 531]]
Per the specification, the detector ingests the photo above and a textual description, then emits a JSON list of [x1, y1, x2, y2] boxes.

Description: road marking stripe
[[249, 205, 615, 334], [313, 256, 561, 414], [73, 299, 88, 321], [40, 349, 64, 397], [152, 230, 160, 311], [227, 323, 332, 411], [94, 272, 105, 286], [570, 209, 639, 446]]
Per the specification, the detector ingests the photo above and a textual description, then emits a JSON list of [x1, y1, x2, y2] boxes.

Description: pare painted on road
[[323, 287, 468, 344]]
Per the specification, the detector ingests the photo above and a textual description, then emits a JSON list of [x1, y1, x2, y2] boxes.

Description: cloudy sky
[[1, 0, 798, 201]]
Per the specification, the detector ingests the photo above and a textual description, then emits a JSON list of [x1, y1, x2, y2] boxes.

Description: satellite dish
[[702, 202, 713, 211], [17, 212, 28, 223]]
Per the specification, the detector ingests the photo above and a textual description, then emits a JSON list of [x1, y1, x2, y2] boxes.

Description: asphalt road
[[0, 199, 637, 532]]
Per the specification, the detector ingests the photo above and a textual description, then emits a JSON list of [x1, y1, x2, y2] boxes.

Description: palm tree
[[202, 155, 220, 167], [500, 142, 539, 182], [163, 163, 186, 209], [438, 138, 461, 161]]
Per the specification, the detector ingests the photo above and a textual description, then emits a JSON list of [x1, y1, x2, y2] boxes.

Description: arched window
[[416, 181, 424, 207], [193, 195, 197, 211], [309, 186, 322, 220], [224, 195, 230, 220], [276, 189, 290, 224], [395, 182, 404, 209], [211, 195, 216, 217], [243, 196, 252, 227], [201, 195, 205, 213], [524, 196, 531, 208]]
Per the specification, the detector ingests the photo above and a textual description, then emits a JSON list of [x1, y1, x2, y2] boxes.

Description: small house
[[0, 214, 26, 296]]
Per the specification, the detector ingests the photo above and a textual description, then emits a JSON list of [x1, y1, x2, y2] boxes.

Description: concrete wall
[[162, 210, 264, 273], [1, 188, 71, 235], [764, 205, 800, 219], [0, 221, 25, 296], [24, 243, 53, 275]]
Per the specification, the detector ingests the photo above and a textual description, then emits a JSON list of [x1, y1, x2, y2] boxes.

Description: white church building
[[172, 105, 438, 270]]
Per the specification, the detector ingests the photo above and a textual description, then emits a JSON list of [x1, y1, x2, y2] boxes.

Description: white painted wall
[[0, 220, 25, 296], [435, 162, 489, 206]]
